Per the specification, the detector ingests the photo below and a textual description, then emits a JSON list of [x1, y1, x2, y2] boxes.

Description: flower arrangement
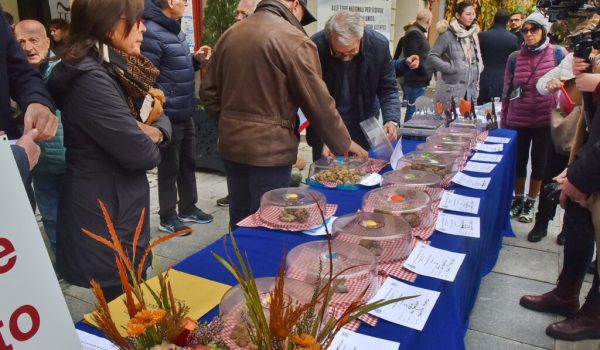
[[83, 200, 228, 350], [212, 198, 416, 350]]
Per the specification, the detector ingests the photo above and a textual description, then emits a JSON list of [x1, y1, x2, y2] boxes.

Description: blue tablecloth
[[78, 129, 517, 349]]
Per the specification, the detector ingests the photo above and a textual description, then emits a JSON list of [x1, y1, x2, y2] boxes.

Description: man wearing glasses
[[509, 11, 524, 46], [307, 11, 401, 160]]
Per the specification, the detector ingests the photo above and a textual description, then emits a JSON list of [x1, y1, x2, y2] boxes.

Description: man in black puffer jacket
[[142, 0, 213, 235]]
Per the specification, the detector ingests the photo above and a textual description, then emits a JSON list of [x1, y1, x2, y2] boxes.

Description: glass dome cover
[[381, 168, 442, 188], [416, 141, 468, 157], [286, 240, 378, 295], [436, 126, 478, 139], [426, 134, 471, 149], [396, 151, 457, 178], [362, 186, 431, 214]]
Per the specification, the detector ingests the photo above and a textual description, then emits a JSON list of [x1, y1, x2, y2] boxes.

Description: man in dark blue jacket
[[307, 11, 401, 161], [142, 0, 213, 234], [477, 9, 519, 105], [0, 4, 56, 188]]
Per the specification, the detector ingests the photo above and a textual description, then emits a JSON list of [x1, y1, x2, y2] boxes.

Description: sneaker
[[216, 195, 229, 207], [178, 208, 214, 224], [159, 217, 192, 236], [519, 199, 536, 223], [511, 197, 524, 217]]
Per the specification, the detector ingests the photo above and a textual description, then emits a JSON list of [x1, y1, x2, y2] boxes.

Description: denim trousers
[[403, 84, 427, 122], [33, 172, 64, 253]]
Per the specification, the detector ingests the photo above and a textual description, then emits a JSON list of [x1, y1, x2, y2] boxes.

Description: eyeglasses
[[520, 27, 541, 35], [329, 40, 361, 60]]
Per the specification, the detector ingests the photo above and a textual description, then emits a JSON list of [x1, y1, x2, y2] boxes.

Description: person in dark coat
[[477, 9, 519, 105], [47, 0, 172, 301], [509, 11, 525, 46], [141, 0, 213, 234], [401, 9, 433, 122], [307, 11, 401, 160], [0, 3, 56, 190]]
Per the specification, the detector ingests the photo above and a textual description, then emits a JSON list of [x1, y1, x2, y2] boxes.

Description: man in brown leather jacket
[[201, 0, 367, 229]]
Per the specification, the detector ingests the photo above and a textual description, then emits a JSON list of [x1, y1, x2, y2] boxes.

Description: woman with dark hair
[[500, 12, 567, 223], [47, 0, 172, 300], [429, 1, 483, 104]]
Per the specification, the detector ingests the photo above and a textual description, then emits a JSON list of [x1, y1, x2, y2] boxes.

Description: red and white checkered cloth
[[237, 204, 337, 231], [475, 130, 490, 145], [334, 232, 414, 266], [378, 240, 431, 282]]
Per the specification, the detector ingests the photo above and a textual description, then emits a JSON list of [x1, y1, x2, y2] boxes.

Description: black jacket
[[308, 28, 400, 148], [0, 3, 54, 139], [402, 23, 432, 87], [47, 54, 171, 288], [569, 100, 600, 194], [477, 24, 519, 104], [141, 0, 198, 124]]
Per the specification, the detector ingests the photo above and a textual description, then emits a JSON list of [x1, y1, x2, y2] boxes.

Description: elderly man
[[0, 4, 57, 187], [307, 11, 401, 161], [14, 19, 66, 253], [201, 0, 367, 229], [142, 0, 214, 235], [235, 0, 256, 21]]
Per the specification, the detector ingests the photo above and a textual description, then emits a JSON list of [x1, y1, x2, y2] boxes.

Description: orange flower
[[126, 322, 146, 337], [133, 309, 156, 327], [151, 309, 167, 323], [292, 333, 320, 349]]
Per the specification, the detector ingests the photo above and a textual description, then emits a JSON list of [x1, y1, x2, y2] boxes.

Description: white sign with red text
[[0, 140, 80, 349]]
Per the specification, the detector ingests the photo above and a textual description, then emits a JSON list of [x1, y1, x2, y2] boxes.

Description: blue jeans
[[403, 85, 427, 122], [33, 172, 64, 253]]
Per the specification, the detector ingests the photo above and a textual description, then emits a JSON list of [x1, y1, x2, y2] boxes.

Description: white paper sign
[[403, 242, 466, 282], [451, 172, 491, 190], [438, 191, 480, 214], [48, 0, 71, 21], [302, 216, 336, 236], [368, 278, 440, 331], [0, 141, 81, 349], [485, 136, 511, 144], [436, 212, 481, 238], [329, 329, 400, 350], [317, 1, 393, 39], [470, 153, 503, 163], [463, 161, 497, 174], [359, 173, 383, 186], [389, 140, 404, 170], [476, 143, 504, 153], [77, 330, 118, 350]]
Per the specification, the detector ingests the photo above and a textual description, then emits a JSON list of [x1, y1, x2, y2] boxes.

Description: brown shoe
[[520, 291, 580, 317], [520, 272, 583, 317], [546, 278, 600, 341]]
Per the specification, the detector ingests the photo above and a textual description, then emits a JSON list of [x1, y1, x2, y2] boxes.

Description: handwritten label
[[463, 161, 497, 174], [77, 330, 118, 350], [451, 172, 491, 190], [329, 329, 400, 350], [436, 212, 481, 238], [476, 143, 504, 153], [485, 136, 511, 144], [368, 278, 440, 331], [403, 242, 466, 282], [470, 153, 503, 163], [438, 191, 480, 214]]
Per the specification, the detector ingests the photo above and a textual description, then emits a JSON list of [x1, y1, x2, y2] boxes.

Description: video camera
[[568, 26, 600, 59], [536, 0, 599, 21]]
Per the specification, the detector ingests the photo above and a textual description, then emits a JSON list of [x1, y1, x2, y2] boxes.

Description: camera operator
[[520, 43, 600, 341]]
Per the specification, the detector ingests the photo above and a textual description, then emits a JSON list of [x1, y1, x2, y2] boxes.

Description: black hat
[[298, 0, 316, 26]]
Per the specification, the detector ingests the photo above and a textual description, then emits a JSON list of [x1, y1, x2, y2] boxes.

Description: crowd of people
[[2, 0, 600, 346]]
